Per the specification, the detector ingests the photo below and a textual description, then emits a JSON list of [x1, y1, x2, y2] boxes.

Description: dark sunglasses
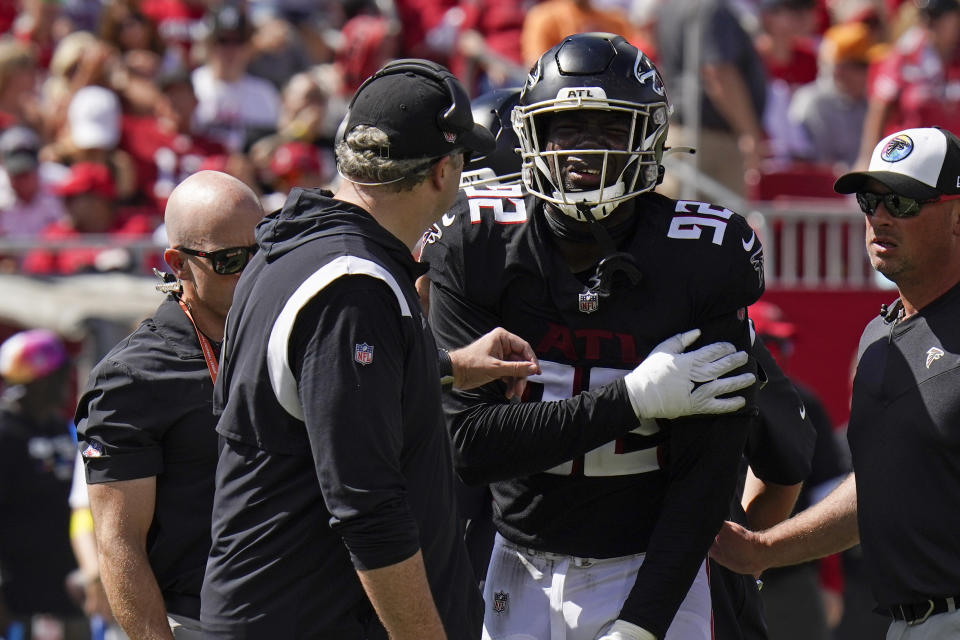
[[855, 192, 937, 218], [177, 245, 258, 275]]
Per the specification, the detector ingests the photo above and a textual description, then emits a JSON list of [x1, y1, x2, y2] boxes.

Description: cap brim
[[2, 154, 38, 175], [757, 320, 796, 339], [834, 170, 940, 200], [459, 123, 496, 155]]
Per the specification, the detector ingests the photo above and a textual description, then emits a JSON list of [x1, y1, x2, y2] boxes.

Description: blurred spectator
[[393, 0, 459, 63], [49, 85, 138, 202], [248, 69, 335, 197], [521, 0, 645, 66], [39, 34, 150, 149], [99, 0, 163, 57], [60, 0, 103, 34], [277, 70, 333, 145], [335, 13, 399, 95], [98, 0, 164, 90], [269, 140, 323, 189], [449, 0, 527, 94], [247, 16, 311, 89], [756, 0, 819, 161], [120, 68, 227, 214], [856, 0, 960, 167], [42, 30, 99, 131], [11, 0, 62, 69], [191, 4, 281, 152], [0, 37, 40, 132], [22, 163, 155, 275], [658, 0, 768, 199], [756, 0, 819, 88], [140, 0, 207, 70], [790, 21, 885, 167], [0, 329, 88, 640], [260, 140, 325, 210], [68, 86, 121, 155], [0, 126, 67, 238]]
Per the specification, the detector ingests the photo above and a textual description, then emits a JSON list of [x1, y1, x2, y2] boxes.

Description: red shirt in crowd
[[140, 0, 206, 61], [870, 26, 960, 136], [762, 40, 819, 88], [121, 114, 226, 215]]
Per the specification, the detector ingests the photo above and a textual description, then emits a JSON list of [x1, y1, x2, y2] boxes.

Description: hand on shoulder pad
[[596, 619, 657, 640], [624, 329, 755, 420]]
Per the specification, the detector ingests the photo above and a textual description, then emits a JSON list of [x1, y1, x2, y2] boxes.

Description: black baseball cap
[[834, 127, 960, 199], [341, 59, 495, 160], [207, 4, 250, 41]]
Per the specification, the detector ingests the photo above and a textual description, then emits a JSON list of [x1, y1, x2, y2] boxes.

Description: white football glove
[[624, 329, 755, 420], [596, 619, 657, 640]]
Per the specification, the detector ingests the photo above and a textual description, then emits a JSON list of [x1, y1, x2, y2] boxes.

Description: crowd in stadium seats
[[0, 0, 955, 275]]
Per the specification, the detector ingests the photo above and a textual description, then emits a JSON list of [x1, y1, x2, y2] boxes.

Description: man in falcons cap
[[712, 126, 960, 639]]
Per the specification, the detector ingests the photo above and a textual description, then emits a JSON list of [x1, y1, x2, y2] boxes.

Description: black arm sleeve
[[429, 279, 641, 485], [747, 340, 816, 485], [292, 278, 420, 572], [618, 311, 756, 637]]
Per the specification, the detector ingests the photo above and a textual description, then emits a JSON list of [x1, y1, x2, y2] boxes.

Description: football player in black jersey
[[420, 33, 765, 640], [459, 88, 523, 189]]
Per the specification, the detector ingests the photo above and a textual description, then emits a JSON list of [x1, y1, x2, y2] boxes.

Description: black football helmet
[[512, 33, 670, 221], [460, 88, 522, 187]]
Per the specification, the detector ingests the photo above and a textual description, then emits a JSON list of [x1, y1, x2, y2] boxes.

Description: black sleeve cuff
[[437, 348, 454, 390]]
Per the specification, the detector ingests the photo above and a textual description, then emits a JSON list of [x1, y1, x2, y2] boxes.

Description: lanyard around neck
[[178, 299, 219, 384]]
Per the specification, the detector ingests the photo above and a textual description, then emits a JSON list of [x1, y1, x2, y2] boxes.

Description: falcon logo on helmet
[[636, 68, 665, 97]]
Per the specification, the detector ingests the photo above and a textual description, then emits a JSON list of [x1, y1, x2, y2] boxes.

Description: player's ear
[[164, 248, 192, 282], [430, 156, 449, 190]]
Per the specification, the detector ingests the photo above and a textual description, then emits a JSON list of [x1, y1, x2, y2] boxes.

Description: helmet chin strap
[[552, 181, 625, 220], [574, 202, 642, 303]]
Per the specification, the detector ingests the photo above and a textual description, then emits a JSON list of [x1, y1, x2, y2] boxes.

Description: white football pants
[[482, 533, 711, 640]]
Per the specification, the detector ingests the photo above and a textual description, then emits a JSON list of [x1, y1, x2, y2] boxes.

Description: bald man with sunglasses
[[74, 171, 265, 640], [711, 127, 960, 639]]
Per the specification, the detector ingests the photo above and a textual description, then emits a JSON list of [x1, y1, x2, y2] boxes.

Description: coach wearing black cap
[[200, 60, 539, 639], [712, 126, 960, 638]]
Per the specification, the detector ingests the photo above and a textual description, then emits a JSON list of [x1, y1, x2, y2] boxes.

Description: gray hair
[[336, 125, 456, 192]]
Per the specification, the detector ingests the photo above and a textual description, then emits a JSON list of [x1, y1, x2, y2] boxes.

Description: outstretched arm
[[711, 473, 859, 576], [448, 327, 540, 399]]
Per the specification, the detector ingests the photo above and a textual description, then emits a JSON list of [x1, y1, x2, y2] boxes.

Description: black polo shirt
[[75, 295, 218, 619], [201, 189, 481, 638], [848, 282, 960, 608]]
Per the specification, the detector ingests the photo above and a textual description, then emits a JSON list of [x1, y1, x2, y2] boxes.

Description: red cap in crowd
[[750, 301, 797, 340], [270, 141, 322, 181], [55, 162, 116, 199]]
